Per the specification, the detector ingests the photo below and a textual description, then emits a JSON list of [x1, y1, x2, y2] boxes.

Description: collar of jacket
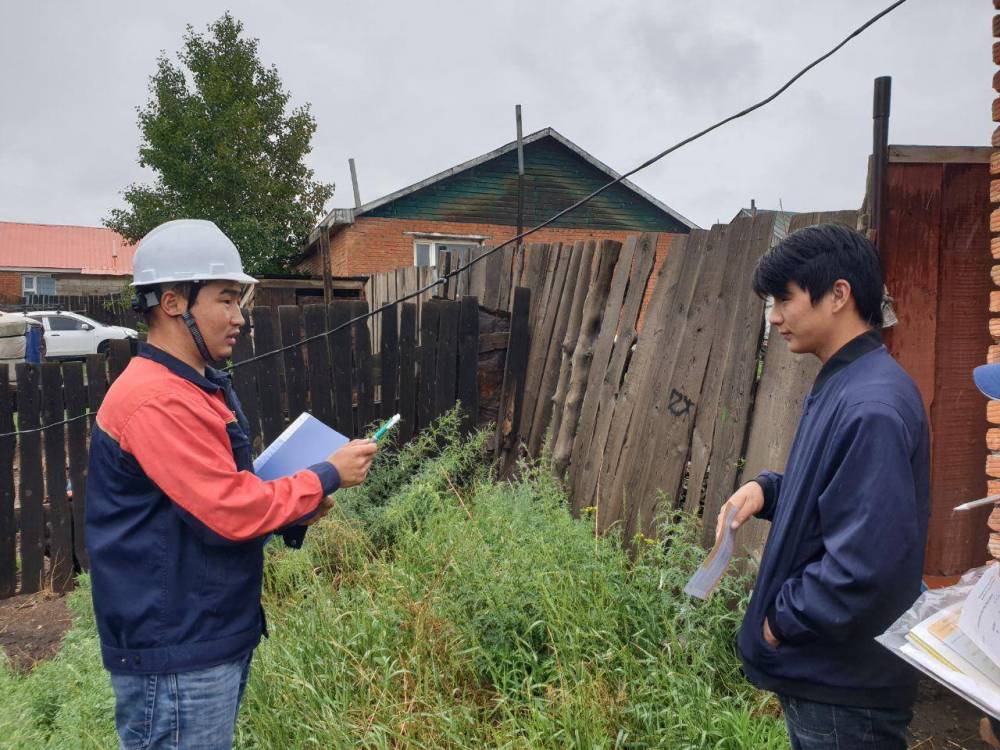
[[136, 341, 231, 394], [810, 329, 883, 397]]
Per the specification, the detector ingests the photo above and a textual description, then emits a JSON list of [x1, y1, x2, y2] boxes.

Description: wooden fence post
[[63, 363, 90, 572], [380, 303, 399, 421], [16, 364, 44, 594], [251, 307, 285, 445], [397, 303, 418, 443], [41, 363, 73, 592], [303, 304, 336, 428], [0, 369, 15, 597], [417, 300, 440, 431], [328, 302, 356, 437], [496, 287, 531, 471], [434, 301, 460, 423], [457, 296, 480, 434], [351, 300, 375, 432]]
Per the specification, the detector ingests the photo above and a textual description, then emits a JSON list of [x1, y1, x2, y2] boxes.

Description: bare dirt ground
[[910, 678, 989, 749], [0, 590, 72, 672]]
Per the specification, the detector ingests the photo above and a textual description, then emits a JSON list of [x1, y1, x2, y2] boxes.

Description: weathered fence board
[[418, 300, 440, 431], [328, 302, 355, 437], [63, 363, 90, 572], [108, 340, 132, 383], [595, 232, 699, 533], [0, 370, 15, 597], [517, 243, 567, 456], [279, 306, 309, 421], [397, 303, 418, 443], [379, 304, 399, 421], [550, 241, 595, 448], [434, 301, 460, 423], [457, 296, 480, 434], [527, 241, 586, 456], [251, 307, 285, 444], [497, 287, 532, 471], [571, 233, 657, 509], [352, 300, 376, 432], [552, 240, 622, 479], [693, 215, 774, 546], [231, 322, 263, 453], [42, 363, 73, 592], [17, 364, 44, 594]]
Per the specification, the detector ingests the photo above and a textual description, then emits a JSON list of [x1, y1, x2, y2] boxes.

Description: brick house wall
[[0, 272, 20, 303]]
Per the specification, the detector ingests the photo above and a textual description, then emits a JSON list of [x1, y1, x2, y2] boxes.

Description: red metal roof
[[0, 222, 134, 276]]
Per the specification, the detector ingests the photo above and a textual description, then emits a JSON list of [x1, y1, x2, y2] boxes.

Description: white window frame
[[409, 234, 487, 269], [22, 274, 54, 295]]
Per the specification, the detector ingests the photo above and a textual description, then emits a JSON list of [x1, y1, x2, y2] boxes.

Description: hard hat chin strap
[[181, 311, 214, 363], [179, 282, 214, 363]]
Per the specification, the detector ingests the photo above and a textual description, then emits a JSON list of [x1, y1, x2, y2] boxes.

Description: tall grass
[[0, 412, 786, 749]]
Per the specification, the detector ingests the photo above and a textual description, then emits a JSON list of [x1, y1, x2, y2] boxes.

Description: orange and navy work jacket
[[85, 343, 340, 675]]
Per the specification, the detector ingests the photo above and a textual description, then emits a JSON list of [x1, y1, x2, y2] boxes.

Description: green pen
[[371, 413, 401, 442]]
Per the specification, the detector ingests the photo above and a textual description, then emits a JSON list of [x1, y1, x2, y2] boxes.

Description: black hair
[[751, 223, 884, 328], [137, 282, 196, 326]]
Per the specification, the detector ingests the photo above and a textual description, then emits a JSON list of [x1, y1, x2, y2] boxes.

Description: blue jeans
[[779, 694, 912, 750], [109, 652, 253, 750]]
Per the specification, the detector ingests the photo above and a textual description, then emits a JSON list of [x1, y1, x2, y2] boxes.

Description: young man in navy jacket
[[716, 224, 930, 749]]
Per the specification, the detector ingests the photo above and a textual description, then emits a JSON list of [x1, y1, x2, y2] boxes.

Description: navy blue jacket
[[86, 344, 339, 675], [738, 332, 930, 708]]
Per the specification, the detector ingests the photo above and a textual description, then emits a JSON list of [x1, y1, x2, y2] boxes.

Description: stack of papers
[[892, 568, 1000, 715]]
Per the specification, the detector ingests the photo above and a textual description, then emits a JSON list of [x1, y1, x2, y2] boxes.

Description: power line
[[0, 0, 910, 439]]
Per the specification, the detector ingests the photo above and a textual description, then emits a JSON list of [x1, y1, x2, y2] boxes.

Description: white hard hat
[[132, 219, 257, 287]]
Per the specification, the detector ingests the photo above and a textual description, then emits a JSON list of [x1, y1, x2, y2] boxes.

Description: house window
[[22, 275, 55, 296], [413, 240, 483, 268]]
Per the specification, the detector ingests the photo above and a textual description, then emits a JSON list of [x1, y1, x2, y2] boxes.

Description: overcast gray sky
[[0, 1, 992, 231]]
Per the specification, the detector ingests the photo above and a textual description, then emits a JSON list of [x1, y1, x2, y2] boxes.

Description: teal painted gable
[[364, 136, 689, 233]]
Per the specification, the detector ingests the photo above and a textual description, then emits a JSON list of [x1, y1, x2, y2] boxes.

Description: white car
[[27, 311, 137, 359]]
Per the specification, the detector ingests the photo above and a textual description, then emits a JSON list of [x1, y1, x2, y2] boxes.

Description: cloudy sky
[[0, 1, 992, 231]]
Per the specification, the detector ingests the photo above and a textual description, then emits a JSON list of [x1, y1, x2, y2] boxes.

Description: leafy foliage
[[104, 13, 332, 274]]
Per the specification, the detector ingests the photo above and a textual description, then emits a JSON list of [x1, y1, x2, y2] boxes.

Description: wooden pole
[[349, 158, 362, 209], [870, 76, 891, 246], [515, 105, 525, 241]]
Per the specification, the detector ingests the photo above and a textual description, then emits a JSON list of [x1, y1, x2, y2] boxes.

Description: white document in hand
[[684, 505, 737, 600], [958, 566, 1000, 670]]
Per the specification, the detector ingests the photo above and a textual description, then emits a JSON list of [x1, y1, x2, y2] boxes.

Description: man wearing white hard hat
[[86, 219, 377, 749]]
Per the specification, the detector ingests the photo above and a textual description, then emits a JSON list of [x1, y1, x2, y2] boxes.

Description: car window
[[47, 315, 85, 331]]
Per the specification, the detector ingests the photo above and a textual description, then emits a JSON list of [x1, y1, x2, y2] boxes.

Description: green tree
[[105, 13, 333, 275]]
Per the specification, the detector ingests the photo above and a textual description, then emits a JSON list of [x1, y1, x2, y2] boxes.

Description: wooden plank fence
[[0, 298, 481, 599]]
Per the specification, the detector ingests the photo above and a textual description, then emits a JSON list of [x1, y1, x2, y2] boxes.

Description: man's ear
[[829, 279, 853, 314], [158, 289, 188, 318]]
